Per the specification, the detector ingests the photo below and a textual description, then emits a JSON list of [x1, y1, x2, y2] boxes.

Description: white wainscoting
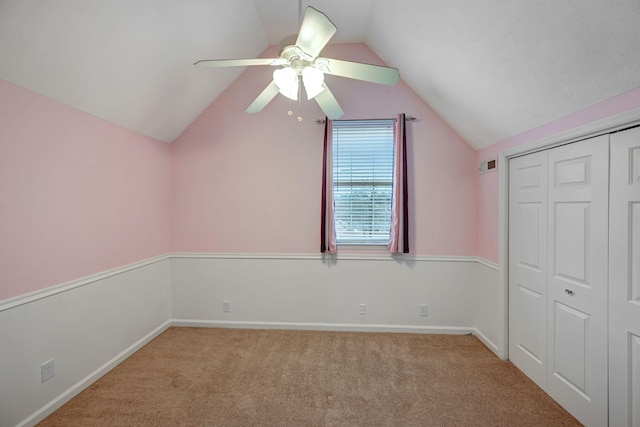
[[2, 252, 502, 426], [0, 256, 172, 427], [473, 259, 501, 356], [171, 254, 498, 346]]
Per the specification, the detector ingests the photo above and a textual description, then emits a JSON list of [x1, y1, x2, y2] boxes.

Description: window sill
[[337, 243, 389, 251]]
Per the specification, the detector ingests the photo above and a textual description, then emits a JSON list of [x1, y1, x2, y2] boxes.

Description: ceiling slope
[[0, 0, 268, 142], [1, 0, 639, 148], [366, 0, 640, 148]]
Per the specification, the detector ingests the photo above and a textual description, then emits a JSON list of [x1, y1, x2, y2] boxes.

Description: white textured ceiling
[[1, 0, 639, 148]]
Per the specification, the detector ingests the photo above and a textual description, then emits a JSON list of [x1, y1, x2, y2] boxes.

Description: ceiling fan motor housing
[[279, 34, 314, 63]]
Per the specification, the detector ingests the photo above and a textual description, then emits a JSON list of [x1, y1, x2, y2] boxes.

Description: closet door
[[546, 135, 609, 426], [609, 126, 640, 427], [509, 150, 549, 389]]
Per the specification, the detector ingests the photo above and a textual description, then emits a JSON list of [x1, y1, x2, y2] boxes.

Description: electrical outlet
[[359, 303, 366, 315], [223, 300, 231, 313], [41, 359, 55, 383], [420, 304, 428, 317]]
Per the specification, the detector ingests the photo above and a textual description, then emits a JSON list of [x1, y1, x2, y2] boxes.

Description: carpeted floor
[[39, 327, 580, 426]]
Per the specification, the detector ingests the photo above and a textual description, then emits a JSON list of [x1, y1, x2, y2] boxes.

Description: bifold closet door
[[509, 150, 549, 389], [509, 135, 609, 426], [545, 135, 608, 427], [609, 126, 640, 427]]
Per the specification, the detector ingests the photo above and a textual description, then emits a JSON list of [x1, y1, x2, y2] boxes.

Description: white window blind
[[332, 119, 395, 244]]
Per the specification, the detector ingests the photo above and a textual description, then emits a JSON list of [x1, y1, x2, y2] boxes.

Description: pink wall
[[0, 80, 171, 301], [171, 44, 478, 256], [6, 41, 636, 300], [476, 86, 640, 262]]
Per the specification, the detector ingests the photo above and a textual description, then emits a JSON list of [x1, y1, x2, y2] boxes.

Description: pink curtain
[[321, 119, 337, 253], [388, 113, 409, 253]]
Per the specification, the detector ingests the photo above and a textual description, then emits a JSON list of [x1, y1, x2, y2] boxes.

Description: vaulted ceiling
[[1, 0, 639, 149]]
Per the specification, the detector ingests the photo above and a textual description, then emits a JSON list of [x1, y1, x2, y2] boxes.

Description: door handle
[[565, 289, 574, 296]]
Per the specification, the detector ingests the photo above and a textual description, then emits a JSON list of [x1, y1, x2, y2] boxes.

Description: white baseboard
[[171, 319, 475, 335], [17, 320, 172, 427], [174, 321, 500, 356]]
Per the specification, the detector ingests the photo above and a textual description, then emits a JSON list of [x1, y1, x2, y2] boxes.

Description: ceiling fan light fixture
[[273, 67, 299, 101], [302, 66, 325, 99], [198, 6, 397, 118]]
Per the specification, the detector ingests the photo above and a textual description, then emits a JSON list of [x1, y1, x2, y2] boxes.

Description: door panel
[[633, 202, 640, 301], [554, 156, 591, 187], [517, 285, 544, 361], [554, 202, 589, 285], [547, 135, 609, 427], [609, 126, 640, 427], [633, 147, 640, 182], [509, 151, 548, 388], [519, 203, 542, 269], [553, 301, 588, 396], [632, 334, 640, 427]]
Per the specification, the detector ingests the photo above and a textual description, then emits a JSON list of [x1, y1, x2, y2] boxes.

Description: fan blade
[[316, 58, 400, 86], [314, 83, 344, 119], [245, 81, 280, 113], [194, 58, 288, 68], [296, 7, 336, 60]]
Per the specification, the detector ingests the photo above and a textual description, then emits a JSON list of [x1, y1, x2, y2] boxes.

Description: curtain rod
[[315, 116, 417, 125]]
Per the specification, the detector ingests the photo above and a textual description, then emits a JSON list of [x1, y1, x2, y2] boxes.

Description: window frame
[[331, 119, 396, 246]]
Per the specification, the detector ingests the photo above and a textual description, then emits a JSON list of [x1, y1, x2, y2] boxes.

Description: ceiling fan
[[194, 6, 400, 119]]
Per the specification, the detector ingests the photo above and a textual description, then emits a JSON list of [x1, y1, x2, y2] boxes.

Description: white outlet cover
[[41, 359, 55, 383]]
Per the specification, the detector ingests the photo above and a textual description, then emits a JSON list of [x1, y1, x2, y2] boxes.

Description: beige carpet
[[39, 327, 580, 426]]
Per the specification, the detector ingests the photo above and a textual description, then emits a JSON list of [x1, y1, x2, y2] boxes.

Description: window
[[332, 119, 395, 245], [321, 114, 408, 254]]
